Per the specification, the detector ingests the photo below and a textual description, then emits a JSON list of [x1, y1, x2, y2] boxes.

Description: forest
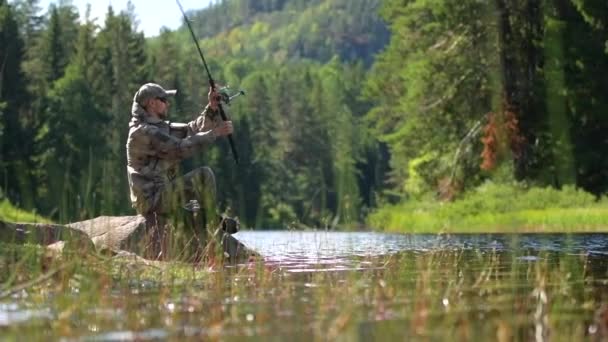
[[1, 0, 607, 229]]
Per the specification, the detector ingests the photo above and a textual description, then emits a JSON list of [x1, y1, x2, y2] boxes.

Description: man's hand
[[212, 121, 233, 137], [208, 86, 220, 111]]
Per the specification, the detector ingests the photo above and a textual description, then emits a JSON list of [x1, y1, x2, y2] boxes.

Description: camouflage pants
[[144, 167, 218, 258], [157, 166, 217, 219]]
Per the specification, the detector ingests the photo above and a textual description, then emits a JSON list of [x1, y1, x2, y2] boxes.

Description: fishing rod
[[176, 0, 239, 164]]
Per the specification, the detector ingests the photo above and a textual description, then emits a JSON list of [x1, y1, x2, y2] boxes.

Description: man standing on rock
[[126, 83, 237, 259]]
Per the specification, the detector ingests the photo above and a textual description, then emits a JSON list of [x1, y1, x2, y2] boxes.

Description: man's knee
[[188, 167, 217, 198], [194, 166, 215, 187]]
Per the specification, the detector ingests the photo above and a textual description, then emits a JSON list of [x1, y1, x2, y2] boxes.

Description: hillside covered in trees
[[0, 0, 390, 228], [1, 0, 607, 229]]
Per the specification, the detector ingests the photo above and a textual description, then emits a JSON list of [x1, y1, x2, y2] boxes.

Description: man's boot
[[219, 214, 240, 234]]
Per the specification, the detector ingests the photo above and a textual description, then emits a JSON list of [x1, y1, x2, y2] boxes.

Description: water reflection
[[0, 303, 52, 326], [234, 231, 608, 271], [2, 231, 608, 340], [82, 328, 169, 341]]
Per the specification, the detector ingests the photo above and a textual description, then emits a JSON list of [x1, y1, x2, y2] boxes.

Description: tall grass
[[0, 242, 604, 340]]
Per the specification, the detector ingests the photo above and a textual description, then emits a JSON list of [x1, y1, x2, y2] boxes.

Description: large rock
[[66, 215, 146, 252], [0, 220, 93, 249], [0, 216, 255, 263]]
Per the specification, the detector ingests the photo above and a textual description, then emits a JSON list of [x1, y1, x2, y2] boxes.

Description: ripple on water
[[0, 303, 52, 326], [233, 230, 608, 272], [79, 328, 169, 341]]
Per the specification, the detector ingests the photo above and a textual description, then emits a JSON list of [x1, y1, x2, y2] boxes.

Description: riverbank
[[0, 199, 51, 223], [367, 183, 608, 233], [3, 183, 607, 234]]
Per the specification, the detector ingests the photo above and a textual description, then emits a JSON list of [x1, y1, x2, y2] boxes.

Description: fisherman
[[126, 83, 238, 259]]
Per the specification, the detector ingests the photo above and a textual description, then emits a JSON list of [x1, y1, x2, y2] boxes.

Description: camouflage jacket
[[126, 105, 221, 214]]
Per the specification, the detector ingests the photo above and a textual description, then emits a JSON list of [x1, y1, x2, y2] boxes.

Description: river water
[[234, 231, 608, 270], [2, 231, 608, 340]]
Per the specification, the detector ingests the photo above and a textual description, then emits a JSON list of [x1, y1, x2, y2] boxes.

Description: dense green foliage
[[0, 0, 388, 228], [0, 0, 606, 229], [188, 0, 389, 65], [365, 0, 608, 199]]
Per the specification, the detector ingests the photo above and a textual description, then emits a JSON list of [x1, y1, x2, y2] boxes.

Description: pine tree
[[319, 58, 361, 225], [550, 0, 608, 193], [32, 6, 110, 220], [0, 0, 32, 206], [364, 0, 498, 197], [91, 6, 151, 214], [12, 0, 43, 46], [41, 4, 77, 83], [237, 72, 271, 225]]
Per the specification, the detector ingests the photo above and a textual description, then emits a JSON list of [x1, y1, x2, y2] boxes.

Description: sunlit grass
[[373, 207, 608, 233], [0, 199, 52, 224], [369, 184, 608, 233]]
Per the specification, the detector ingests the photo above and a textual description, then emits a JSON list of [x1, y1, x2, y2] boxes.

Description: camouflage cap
[[133, 83, 177, 105]]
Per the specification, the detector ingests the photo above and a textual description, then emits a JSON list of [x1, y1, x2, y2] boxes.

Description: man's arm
[[187, 104, 221, 134], [138, 109, 233, 162], [141, 124, 217, 161], [187, 86, 228, 134]]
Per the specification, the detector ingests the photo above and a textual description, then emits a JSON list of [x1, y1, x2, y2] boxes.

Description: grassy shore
[[0, 199, 52, 223], [3, 183, 607, 233], [368, 183, 608, 233], [1, 185, 607, 339]]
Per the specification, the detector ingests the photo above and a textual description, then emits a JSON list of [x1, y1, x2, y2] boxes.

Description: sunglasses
[[156, 97, 168, 104]]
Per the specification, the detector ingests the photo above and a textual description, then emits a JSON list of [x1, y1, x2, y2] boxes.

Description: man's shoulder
[[130, 122, 177, 144], [127, 124, 156, 146], [129, 122, 162, 135]]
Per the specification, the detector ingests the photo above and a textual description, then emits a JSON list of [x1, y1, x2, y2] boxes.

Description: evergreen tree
[[40, 4, 78, 84], [240, 71, 275, 226], [552, 0, 608, 193], [93, 6, 150, 214], [0, 0, 32, 206], [365, 0, 496, 198], [319, 58, 361, 224], [33, 6, 108, 220], [12, 0, 43, 46]]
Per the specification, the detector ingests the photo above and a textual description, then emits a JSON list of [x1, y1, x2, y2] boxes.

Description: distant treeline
[[0, 0, 606, 227]]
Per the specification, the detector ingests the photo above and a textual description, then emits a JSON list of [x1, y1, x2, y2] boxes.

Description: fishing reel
[[218, 86, 245, 106]]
